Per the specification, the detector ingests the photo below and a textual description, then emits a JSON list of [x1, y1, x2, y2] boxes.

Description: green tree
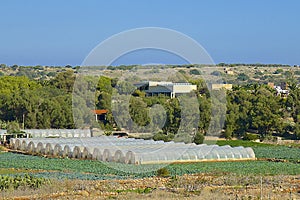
[[198, 95, 211, 134], [250, 87, 282, 136], [193, 130, 204, 144], [7, 121, 20, 134], [51, 70, 75, 93], [189, 69, 201, 75], [129, 97, 150, 127], [274, 69, 283, 74], [237, 73, 249, 81], [224, 98, 239, 139], [286, 86, 300, 123]]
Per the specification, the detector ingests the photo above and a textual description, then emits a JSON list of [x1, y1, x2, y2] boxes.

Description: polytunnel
[[22, 129, 91, 138], [27, 141, 35, 153], [245, 147, 255, 158], [35, 142, 44, 154], [13, 139, 21, 150], [125, 151, 135, 164], [81, 147, 92, 159], [102, 149, 114, 162], [21, 140, 27, 151], [114, 150, 126, 163], [92, 148, 102, 160], [62, 145, 72, 158], [82, 147, 98, 159], [45, 143, 53, 155], [72, 146, 85, 159], [178, 151, 198, 161], [53, 144, 62, 156], [9, 138, 16, 149], [9, 137, 256, 164]]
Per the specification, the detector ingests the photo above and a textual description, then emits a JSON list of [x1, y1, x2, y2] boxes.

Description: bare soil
[[1, 174, 299, 200]]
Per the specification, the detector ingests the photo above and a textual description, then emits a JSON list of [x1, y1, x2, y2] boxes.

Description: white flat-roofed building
[[136, 81, 197, 98]]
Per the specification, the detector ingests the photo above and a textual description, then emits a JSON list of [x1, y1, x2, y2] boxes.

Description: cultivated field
[[0, 140, 299, 199]]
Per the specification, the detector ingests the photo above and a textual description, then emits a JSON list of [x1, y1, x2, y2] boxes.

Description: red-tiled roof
[[92, 109, 108, 114]]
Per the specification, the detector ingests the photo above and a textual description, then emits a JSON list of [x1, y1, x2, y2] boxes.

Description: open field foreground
[[0, 173, 299, 199], [0, 142, 299, 200]]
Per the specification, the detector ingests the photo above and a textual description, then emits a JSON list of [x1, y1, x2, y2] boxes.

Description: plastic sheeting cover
[[9, 137, 256, 164]]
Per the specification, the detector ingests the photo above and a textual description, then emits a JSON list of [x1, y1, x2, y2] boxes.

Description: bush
[[178, 69, 186, 74], [294, 70, 300, 75], [153, 132, 174, 142], [189, 69, 201, 75], [211, 71, 222, 76], [104, 131, 112, 136], [7, 121, 20, 134], [237, 73, 249, 81], [157, 168, 170, 177], [0, 174, 50, 191], [284, 71, 292, 76], [193, 131, 204, 144], [274, 69, 283, 74], [0, 146, 5, 152], [243, 133, 259, 141]]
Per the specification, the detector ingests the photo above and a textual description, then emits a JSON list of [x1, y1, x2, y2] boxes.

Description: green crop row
[[0, 152, 299, 180], [216, 140, 274, 147], [216, 140, 300, 162], [253, 146, 300, 162], [167, 161, 300, 176]]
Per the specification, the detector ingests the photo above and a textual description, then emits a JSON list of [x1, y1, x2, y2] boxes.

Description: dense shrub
[[189, 69, 201, 75], [211, 71, 222, 76], [157, 167, 170, 177], [153, 132, 174, 142], [0, 174, 50, 190], [274, 69, 283, 74], [243, 133, 260, 141], [237, 73, 249, 81], [193, 131, 204, 144]]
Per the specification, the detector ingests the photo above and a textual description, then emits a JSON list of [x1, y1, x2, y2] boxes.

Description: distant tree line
[[217, 63, 292, 68]]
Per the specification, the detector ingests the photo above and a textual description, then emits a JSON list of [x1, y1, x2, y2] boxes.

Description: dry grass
[[1, 174, 299, 200]]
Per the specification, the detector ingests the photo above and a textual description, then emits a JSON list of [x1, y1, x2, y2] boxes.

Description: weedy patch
[[0, 174, 50, 191], [156, 167, 170, 177]]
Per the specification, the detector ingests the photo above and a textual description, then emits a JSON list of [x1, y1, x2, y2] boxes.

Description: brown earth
[[1, 174, 299, 200]]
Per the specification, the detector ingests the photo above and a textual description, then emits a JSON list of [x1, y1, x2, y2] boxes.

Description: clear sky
[[1, 0, 300, 66]]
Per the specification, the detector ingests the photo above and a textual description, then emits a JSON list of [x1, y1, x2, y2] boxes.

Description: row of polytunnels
[[23, 129, 91, 138], [9, 137, 256, 164]]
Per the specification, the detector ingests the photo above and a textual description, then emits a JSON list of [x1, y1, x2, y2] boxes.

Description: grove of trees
[[0, 69, 299, 142]]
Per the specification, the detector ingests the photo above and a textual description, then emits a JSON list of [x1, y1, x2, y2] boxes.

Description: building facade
[[136, 81, 197, 98]]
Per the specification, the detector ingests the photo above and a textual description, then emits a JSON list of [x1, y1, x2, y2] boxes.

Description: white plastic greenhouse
[[9, 137, 255, 164], [22, 129, 91, 138]]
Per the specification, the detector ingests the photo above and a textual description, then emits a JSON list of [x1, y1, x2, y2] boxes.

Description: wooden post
[[260, 176, 263, 200]]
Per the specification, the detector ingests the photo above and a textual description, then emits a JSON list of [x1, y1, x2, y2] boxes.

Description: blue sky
[[1, 0, 300, 66]]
